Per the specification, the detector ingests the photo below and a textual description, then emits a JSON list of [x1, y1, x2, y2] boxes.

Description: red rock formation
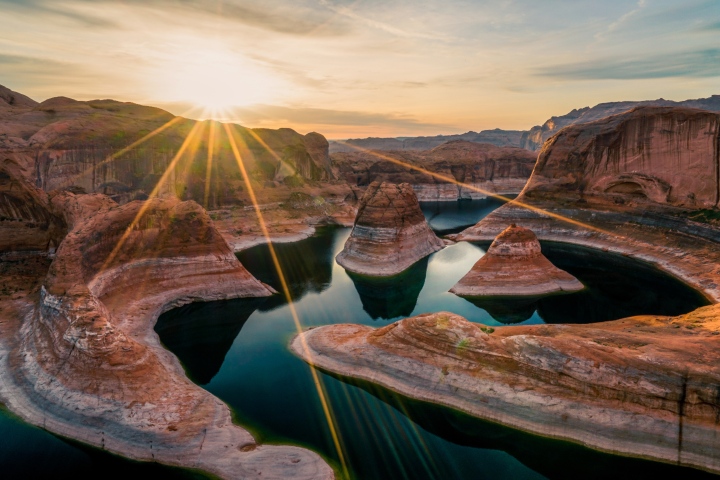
[[292, 308, 720, 474], [450, 225, 582, 296], [0, 158, 65, 252], [0, 85, 332, 207], [328, 129, 527, 153], [336, 181, 444, 276], [2, 192, 332, 479], [332, 140, 536, 201], [522, 107, 720, 209]]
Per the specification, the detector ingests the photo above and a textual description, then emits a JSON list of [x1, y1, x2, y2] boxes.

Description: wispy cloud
[[0, 0, 118, 27], [536, 48, 720, 80], [595, 0, 647, 41]]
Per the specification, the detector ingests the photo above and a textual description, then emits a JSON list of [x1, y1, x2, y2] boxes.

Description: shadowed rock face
[[451, 225, 583, 297], [0, 158, 66, 252], [0, 84, 332, 208], [336, 181, 444, 276], [524, 106, 720, 209], [331, 141, 536, 201], [2, 192, 333, 479], [292, 308, 720, 474]]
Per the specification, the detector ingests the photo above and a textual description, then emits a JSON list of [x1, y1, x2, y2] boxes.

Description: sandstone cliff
[[0, 85, 333, 208], [293, 308, 720, 474], [518, 106, 720, 209], [1, 192, 333, 478], [0, 157, 65, 252], [450, 225, 582, 297], [332, 140, 536, 201], [520, 95, 720, 150], [336, 182, 444, 276]]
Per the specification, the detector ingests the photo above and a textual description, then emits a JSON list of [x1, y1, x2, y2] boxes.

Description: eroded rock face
[[0, 85, 332, 208], [331, 141, 536, 201], [328, 129, 527, 153], [0, 158, 65, 252], [336, 181, 444, 276], [524, 107, 720, 209], [2, 193, 333, 479], [451, 225, 583, 297], [292, 308, 720, 474]]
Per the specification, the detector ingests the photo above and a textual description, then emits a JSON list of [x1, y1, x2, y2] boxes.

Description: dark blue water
[[0, 199, 712, 479]]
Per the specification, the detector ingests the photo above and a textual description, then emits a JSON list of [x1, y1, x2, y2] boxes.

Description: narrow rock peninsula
[[450, 224, 583, 297], [292, 309, 720, 474], [0, 191, 333, 479], [336, 181, 444, 276]]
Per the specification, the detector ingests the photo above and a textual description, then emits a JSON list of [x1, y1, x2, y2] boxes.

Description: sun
[[154, 46, 283, 115]]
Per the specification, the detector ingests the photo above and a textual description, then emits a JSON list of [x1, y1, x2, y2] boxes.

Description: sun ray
[[204, 121, 217, 209], [334, 141, 620, 237], [57, 106, 204, 191], [97, 121, 205, 275], [222, 122, 350, 479]]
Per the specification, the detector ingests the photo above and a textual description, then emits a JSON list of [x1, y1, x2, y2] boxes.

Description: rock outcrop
[[521, 95, 720, 150], [450, 225, 583, 297], [292, 308, 720, 474], [336, 182, 444, 276], [521, 107, 720, 209], [332, 141, 536, 201], [0, 192, 333, 479], [0, 84, 332, 208], [0, 158, 65, 252]]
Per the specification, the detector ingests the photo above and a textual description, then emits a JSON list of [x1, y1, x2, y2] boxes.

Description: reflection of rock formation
[[337, 182, 444, 276], [237, 227, 335, 310], [332, 141, 535, 201], [461, 296, 539, 324], [451, 225, 583, 297], [347, 258, 428, 319], [155, 297, 265, 384], [2, 192, 332, 479], [293, 308, 720, 475]]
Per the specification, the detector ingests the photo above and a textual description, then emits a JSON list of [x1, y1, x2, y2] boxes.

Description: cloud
[[0, 0, 118, 27], [1, 0, 348, 36], [536, 49, 720, 80], [595, 0, 647, 41]]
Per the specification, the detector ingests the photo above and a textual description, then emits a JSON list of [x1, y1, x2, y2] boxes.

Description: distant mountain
[[329, 95, 720, 154], [329, 129, 525, 153]]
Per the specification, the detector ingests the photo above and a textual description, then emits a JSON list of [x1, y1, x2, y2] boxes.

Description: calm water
[[0, 199, 713, 479]]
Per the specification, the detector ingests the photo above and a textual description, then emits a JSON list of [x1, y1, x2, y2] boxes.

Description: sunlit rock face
[[0, 158, 66, 252], [331, 140, 536, 201], [292, 307, 720, 475], [524, 106, 720, 209], [450, 225, 583, 297], [0, 84, 332, 208], [336, 181, 444, 276]]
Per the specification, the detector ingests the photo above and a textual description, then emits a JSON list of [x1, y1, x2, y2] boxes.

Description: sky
[[1, 0, 719, 138]]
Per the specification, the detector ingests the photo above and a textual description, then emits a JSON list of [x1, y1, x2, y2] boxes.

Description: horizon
[[2, 0, 720, 138]]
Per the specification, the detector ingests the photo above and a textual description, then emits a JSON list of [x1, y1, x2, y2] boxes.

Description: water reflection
[[346, 258, 429, 320], [458, 242, 709, 325], [420, 197, 513, 235], [332, 374, 718, 480], [155, 298, 265, 384], [236, 229, 335, 312]]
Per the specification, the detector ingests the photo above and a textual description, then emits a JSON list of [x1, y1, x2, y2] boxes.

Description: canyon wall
[[522, 106, 720, 209], [0, 86, 333, 209], [332, 140, 536, 201]]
